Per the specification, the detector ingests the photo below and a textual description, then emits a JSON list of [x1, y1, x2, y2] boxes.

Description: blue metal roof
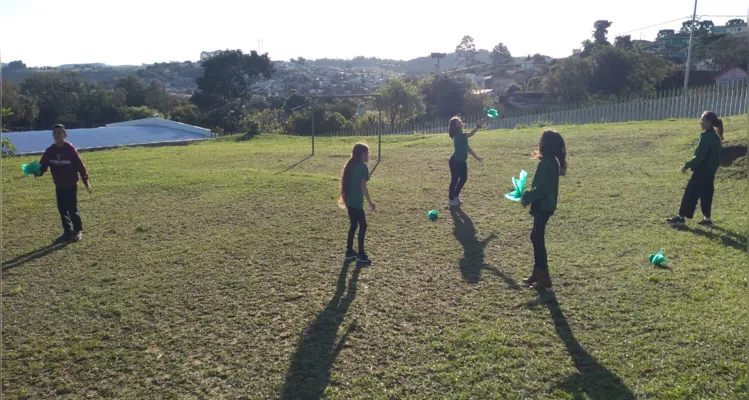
[[2, 125, 211, 155]]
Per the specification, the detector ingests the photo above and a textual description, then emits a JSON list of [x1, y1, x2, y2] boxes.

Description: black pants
[[56, 185, 82, 235], [347, 206, 367, 253], [531, 214, 551, 269], [448, 157, 468, 200], [679, 169, 716, 219]]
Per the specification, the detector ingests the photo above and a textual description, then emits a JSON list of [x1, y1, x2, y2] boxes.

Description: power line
[[698, 15, 746, 18], [612, 16, 691, 36]]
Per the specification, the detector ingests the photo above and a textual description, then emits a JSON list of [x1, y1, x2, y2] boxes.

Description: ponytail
[[702, 111, 724, 141]]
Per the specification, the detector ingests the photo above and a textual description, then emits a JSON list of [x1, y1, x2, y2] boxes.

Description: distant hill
[[1, 49, 503, 94]]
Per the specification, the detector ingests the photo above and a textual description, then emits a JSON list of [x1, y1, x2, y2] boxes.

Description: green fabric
[[452, 133, 468, 162], [684, 129, 721, 173], [522, 157, 559, 216], [504, 170, 528, 201], [345, 162, 369, 208], [649, 251, 667, 266], [22, 161, 42, 177]]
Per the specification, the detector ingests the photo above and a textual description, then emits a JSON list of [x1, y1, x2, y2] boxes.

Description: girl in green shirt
[[667, 111, 724, 227], [521, 130, 567, 292], [338, 143, 376, 264], [448, 115, 485, 207]]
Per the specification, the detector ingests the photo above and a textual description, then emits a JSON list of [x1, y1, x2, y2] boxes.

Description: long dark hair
[[701, 111, 724, 141], [338, 143, 369, 207], [534, 129, 567, 176], [448, 115, 463, 138]]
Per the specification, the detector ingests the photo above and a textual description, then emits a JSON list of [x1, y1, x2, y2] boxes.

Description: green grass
[[2, 117, 747, 399]]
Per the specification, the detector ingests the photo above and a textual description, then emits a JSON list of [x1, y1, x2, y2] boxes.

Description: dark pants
[[56, 185, 82, 235], [448, 157, 468, 200], [531, 214, 551, 269], [679, 169, 716, 219], [347, 206, 367, 253]]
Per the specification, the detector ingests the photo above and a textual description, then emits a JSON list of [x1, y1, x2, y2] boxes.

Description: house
[[656, 33, 690, 49], [713, 66, 748, 84]]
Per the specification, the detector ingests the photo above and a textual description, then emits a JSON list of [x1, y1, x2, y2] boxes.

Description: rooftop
[[2, 118, 213, 155]]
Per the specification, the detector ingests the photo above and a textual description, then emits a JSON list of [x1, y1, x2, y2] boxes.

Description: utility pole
[[683, 0, 698, 95], [431, 52, 446, 72]]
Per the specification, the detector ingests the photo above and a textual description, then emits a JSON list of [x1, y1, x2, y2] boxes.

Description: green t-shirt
[[345, 162, 369, 208], [452, 133, 468, 162]]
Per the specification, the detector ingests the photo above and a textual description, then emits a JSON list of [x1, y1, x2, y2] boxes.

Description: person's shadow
[[451, 208, 520, 289], [281, 259, 362, 400], [2, 242, 70, 272], [534, 292, 635, 400], [673, 224, 747, 252]]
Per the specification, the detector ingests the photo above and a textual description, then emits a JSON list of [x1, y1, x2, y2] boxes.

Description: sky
[[1, 0, 746, 67]]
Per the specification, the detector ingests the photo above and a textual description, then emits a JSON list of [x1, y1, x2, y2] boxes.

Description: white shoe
[[456, 197, 463, 206]]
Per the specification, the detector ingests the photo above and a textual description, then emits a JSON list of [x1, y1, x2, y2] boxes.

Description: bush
[[119, 106, 163, 121], [169, 103, 205, 127]]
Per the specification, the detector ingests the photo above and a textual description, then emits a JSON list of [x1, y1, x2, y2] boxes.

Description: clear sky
[[1, 0, 746, 67]]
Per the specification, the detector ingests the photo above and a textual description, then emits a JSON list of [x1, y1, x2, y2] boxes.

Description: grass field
[[2, 117, 747, 399]]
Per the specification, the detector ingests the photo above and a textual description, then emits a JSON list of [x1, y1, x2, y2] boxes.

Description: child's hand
[[369, 202, 376, 211], [85, 183, 93, 194], [681, 166, 688, 174]]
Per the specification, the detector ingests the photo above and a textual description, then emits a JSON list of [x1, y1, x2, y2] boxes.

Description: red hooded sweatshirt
[[39, 141, 89, 189]]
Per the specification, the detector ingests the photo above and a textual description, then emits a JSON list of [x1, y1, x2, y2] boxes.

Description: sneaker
[[456, 197, 463, 206], [666, 216, 685, 225], [71, 231, 83, 242], [53, 233, 72, 244], [345, 249, 358, 260], [448, 199, 458, 207], [697, 219, 713, 227], [356, 252, 372, 264]]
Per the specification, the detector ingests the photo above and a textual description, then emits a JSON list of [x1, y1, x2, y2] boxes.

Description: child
[[338, 143, 376, 264], [38, 124, 92, 243], [667, 111, 723, 227], [520, 130, 567, 292], [448, 115, 485, 207]]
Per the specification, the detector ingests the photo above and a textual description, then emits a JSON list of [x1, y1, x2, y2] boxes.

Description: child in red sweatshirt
[[38, 124, 92, 243]]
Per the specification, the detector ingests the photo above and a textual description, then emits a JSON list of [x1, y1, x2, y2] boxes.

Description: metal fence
[[312, 82, 748, 137]]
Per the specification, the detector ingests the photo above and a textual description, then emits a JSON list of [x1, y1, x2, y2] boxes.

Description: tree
[[2, 79, 38, 129], [191, 49, 274, 134], [455, 35, 479, 67], [695, 33, 749, 71], [283, 90, 308, 114], [580, 39, 595, 58], [170, 103, 205, 126], [698, 20, 714, 33], [420, 73, 474, 119], [21, 71, 85, 129], [373, 77, 423, 127], [144, 81, 170, 114], [657, 29, 675, 39], [4, 60, 27, 72], [115, 75, 147, 107], [544, 58, 592, 103], [681, 19, 698, 33], [593, 20, 613, 45], [726, 19, 745, 27], [531, 53, 548, 66], [490, 43, 512, 66], [614, 35, 633, 49]]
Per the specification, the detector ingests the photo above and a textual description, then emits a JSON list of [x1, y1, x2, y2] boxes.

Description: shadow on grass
[[2, 242, 70, 272], [451, 208, 520, 288], [720, 145, 746, 167], [538, 292, 635, 400], [277, 155, 314, 174], [673, 224, 747, 252], [282, 259, 362, 400]]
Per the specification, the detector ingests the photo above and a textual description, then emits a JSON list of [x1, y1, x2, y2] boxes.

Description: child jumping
[[667, 111, 723, 227], [339, 143, 376, 264], [521, 130, 567, 292], [38, 124, 92, 243], [448, 115, 485, 207]]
